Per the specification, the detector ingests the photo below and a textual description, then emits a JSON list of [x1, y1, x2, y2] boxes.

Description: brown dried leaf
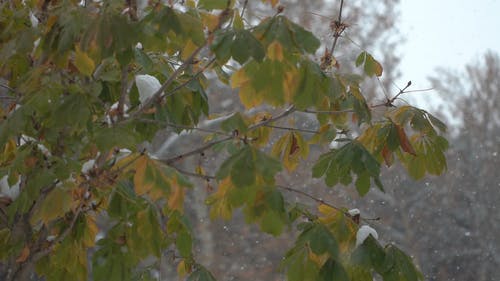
[[396, 125, 416, 156], [381, 145, 394, 167]]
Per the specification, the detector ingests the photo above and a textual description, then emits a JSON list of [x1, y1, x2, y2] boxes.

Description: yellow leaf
[[276, 132, 309, 172], [206, 178, 234, 220], [261, 0, 279, 7], [134, 155, 154, 195], [177, 259, 191, 277], [168, 178, 185, 212], [74, 46, 95, 76], [230, 68, 249, 89], [114, 152, 140, 174], [30, 185, 74, 225], [201, 12, 220, 32], [16, 245, 30, 263], [283, 68, 299, 103], [317, 204, 339, 224], [239, 86, 263, 109], [181, 39, 199, 61], [267, 41, 284, 61], [82, 215, 98, 247], [1, 138, 17, 163], [308, 251, 328, 267]]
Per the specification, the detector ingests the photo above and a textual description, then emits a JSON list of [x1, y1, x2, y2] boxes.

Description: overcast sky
[[397, 0, 500, 108]]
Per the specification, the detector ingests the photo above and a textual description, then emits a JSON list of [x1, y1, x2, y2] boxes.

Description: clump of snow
[[356, 225, 378, 246], [348, 208, 360, 216], [0, 175, 20, 201], [329, 140, 338, 150], [29, 12, 39, 27], [135, 74, 162, 104], [20, 135, 51, 157], [115, 148, 132, 162], [106, 102, 129, 124], [81, 159, 96, 174]]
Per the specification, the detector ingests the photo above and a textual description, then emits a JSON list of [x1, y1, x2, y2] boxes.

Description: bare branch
[[329, 0, 345, 56], [117, 65, 129, 119]]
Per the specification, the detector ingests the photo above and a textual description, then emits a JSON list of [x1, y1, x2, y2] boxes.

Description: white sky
[[397, 0, 500, 109]]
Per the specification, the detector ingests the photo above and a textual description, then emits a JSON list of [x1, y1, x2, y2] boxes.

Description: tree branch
[[163, 105, 296, 164], [137, 118, 231, 137], [265, 124, 320, 134], [117, 65, 129, 119], [31, 205, 83, 263], [0, 83, 16, 94], [163, 57, 216, 100], [168, 164, 377, 225], [128, 44, 206, 120]]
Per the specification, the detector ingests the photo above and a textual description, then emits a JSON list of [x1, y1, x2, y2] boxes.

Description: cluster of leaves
[[0, 0, 447, 280]]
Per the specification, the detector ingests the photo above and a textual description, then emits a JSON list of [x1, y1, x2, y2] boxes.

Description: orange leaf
[[396, 125, 416, 156], [16, 245, 30, 263]]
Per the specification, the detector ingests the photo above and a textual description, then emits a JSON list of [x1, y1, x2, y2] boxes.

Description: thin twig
[[278, 184, 380, 223], [137, 118, 231, 137], [265, 124, 320, 134], [300, 108, 355, 114], [31, 205, 83, 262], [170, 165, 215, 181], [163, 57, 216, 99], [249, 104, 296, 130], [329, 0, 345, 57], [277, 184, 342, 211], [0, 83, 16, 94], [402, 87, 434, 94], [241, 0, 249, 18], [391, 80, 412, 102], [164, 137, 231, 165]]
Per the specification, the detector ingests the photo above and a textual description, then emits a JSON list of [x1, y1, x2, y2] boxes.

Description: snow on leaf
[[0, 175, 20, 201], [348, 208, 360, 216], [356, 225, 378, 247], [135, 74, 162, 104]]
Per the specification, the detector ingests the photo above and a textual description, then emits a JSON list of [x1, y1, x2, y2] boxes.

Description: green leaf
[[313, 141, 382, 195], [294, 60, 328, 109], [220, 112, 249, 133], [134, 48, 154, 71], [319, 258, 349, 281], [216, 146, 281, 187], [260, 210, 285, 236], [198, 0, 228, 10], [253, 16, 320, 55], [382, 245, 424, 281], [355, 51, 383, 77], [93, 125, 139, 151], [232, 30, 266, 64], [176, 231, 193, 257], [75, 47, 95, 76], [187, 266, 217, 281], [30, 184, 74, 225]]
